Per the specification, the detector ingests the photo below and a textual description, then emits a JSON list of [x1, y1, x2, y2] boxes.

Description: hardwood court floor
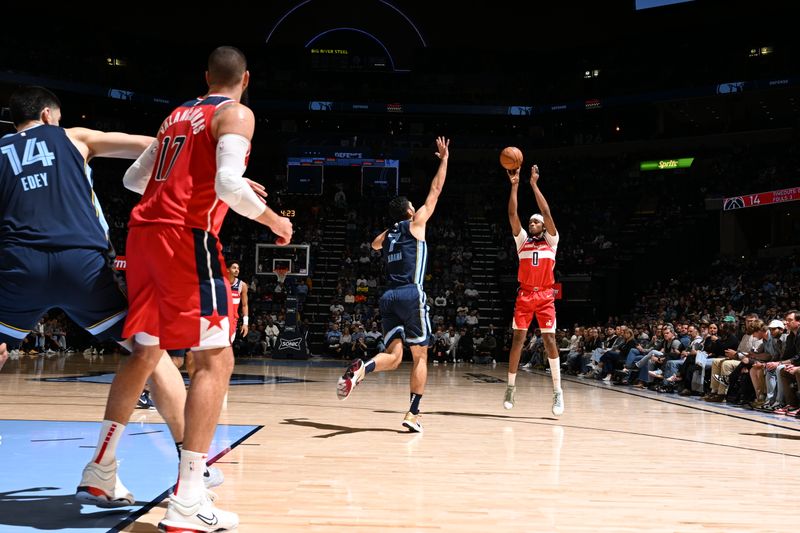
[[2, 353, 799, 532]]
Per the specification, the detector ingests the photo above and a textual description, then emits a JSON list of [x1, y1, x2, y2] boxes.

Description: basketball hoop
[[274, 267, 289, 284]]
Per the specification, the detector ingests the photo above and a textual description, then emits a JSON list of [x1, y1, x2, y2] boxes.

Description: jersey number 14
[[1, 138, 55, 176]]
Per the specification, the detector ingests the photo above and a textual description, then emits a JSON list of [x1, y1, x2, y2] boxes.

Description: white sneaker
[[159, 493, 239, 532], [75, 461, 135, 508], [204, 466, 224, 489], [552, 389, 564, 417]]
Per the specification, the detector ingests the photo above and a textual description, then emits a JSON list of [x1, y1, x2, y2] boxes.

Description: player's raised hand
[[530, 164, 540, 186], [435, 136, 450, 160], [507, 167, 520, 185]]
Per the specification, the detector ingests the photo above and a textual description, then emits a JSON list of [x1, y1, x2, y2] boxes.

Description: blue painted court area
[[35, 372, 309, 386], [0, 420, 260, 533]]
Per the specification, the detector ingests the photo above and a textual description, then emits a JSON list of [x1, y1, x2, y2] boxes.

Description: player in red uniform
[[228, 261, 249, 339], [505, 164, 564, 416], [78, 46, 292, 531]]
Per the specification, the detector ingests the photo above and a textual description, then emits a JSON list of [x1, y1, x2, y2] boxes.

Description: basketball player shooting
[[505, 164, 564, 416]]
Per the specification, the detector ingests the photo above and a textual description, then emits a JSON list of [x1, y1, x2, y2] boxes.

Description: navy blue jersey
[[0, 124, 107, 250], [382, 219, 427, 288]]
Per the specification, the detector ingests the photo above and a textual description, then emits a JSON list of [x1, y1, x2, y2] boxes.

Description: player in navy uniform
[[337, 137, 449, 433], [0, 87, 220, 506], [0, 86, 151, 360]]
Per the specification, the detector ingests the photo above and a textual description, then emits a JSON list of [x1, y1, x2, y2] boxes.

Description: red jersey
[[129, 95, 246, 236], [231, 277, 242, 307], [514, 228, 559, 289]]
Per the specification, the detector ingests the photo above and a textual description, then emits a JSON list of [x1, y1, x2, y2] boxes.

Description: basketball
[[500, 146, 523, 170]]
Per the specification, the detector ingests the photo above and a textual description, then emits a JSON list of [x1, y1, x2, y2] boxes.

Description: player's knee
[[194, 347, 235, 374], [130, 344, 163, 367]]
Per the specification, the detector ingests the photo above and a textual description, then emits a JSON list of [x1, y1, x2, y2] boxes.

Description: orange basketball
[[499, 146, 523, 170]]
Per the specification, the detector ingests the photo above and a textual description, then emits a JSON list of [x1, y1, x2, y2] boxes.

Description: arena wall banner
[[723, 187, 800, 211]]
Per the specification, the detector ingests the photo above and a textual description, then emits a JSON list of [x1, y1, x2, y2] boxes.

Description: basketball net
[[274, 267, 289, 284]]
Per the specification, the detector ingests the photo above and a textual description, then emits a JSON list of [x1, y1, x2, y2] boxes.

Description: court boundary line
[[543, 370, 800, 433], [105, 424, 264, 533]]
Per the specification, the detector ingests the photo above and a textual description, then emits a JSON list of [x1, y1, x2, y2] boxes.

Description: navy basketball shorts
[[0, 244, 127, 347], [379, 284, 431, 347]]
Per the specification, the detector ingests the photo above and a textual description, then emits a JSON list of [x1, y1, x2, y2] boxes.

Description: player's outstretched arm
[[66, 128, 154, 161], [372, 229, 388, 251], [507, 167, 522, 237], [529, 164, 557, 236], [411, 136, 449, 232], [123, 140, 159, 194]]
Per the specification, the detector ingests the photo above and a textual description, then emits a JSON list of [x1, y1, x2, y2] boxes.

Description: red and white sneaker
[[336, 359, 366, 400], [75, 461, 134, 508]]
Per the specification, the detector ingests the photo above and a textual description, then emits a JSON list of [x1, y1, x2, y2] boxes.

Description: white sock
[[175, 449, 207, 500], [508, 373, 516, 387], [92, 420, 125, 466], [549, 358, 562, 391]]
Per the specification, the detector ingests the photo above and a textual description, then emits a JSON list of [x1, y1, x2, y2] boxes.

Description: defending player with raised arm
[[336, 136, 449, 433], [78, 46, 292, 532], [505, 164, 564, 416]]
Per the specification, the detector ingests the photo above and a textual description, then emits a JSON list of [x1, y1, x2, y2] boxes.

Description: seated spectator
[[243, 327, 263, 356], [458, 327, 474, 362], [365, 322, 384, 354], [326, 323, 343, 358], [475, 330, 497, 364], [353, 325, 368, 358], [340, 326, 353, 359], [264, 318, 280, 352], [431, 326, 452, 364]]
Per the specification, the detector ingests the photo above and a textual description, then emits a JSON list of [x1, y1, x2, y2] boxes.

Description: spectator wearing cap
[[750, 318, 785, 408]]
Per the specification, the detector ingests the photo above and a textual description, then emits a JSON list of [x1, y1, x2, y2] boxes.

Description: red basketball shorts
[[122, 224, 234, 351], [512, 287, 556, 333]]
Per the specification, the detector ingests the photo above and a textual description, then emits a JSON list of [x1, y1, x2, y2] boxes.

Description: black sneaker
[[135, 390, 156, 410]]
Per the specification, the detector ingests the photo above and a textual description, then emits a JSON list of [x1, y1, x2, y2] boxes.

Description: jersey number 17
[[154, 135, 186, 181]]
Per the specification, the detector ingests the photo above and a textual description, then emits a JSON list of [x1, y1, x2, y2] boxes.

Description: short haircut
[[9, 86, 61, 127], [207, 46, 247, 86], [388, 196, 412, 221], [786, 309, 799, 319]]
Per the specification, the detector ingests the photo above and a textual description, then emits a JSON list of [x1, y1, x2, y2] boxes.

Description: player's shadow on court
[[374, 409, 559, 421], [281, 418, 408, 438], [0, 487, 144, 530], [741, 432, 800, 440]]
